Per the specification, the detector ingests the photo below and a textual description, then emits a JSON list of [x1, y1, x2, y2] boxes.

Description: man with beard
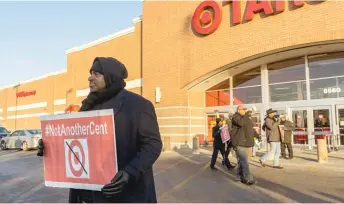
[[231, 106, 256, 185], [37, 57, 163, 203]]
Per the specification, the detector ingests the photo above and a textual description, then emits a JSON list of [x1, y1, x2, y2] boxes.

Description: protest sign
[[220, 125, 230, 143], [40, 109, 117, 191]]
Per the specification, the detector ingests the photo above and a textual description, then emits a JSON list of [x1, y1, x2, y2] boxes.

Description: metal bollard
[[192, 136, 200, 155], [317, 139, 328, 163], [164, 136, 171, 152]]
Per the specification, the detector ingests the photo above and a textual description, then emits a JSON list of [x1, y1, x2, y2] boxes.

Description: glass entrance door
[[206, 112, 226, 142], [290, 106, 332, 147], [290, 109, 309, 145], [207, 115, 216, 142], [312, 107, 332, 146], [336, 105, 344, 145]]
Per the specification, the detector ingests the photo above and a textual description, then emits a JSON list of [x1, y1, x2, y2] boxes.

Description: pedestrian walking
[[260, 109, 283, 169], [280, 115, 295, 160], [210, 118, 235, 171], [231, 106, 257, 185], [246, 110, 261, 157], [37, 57, 163, 203]]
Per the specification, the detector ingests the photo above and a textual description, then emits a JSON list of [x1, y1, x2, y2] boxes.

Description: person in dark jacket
[[210, 118, 235, 171], [37, 57, 163, 203], [260, 109, 283, 169], [246, 110, 261, 157], [231, 105, 256, 185], [280, 115, 295, 159]]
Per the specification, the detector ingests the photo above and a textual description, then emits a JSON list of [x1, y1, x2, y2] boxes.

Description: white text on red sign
[[45, 121, 108, 137]]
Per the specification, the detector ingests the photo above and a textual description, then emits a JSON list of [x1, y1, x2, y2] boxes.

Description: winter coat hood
[[90, 57, 128, 88]]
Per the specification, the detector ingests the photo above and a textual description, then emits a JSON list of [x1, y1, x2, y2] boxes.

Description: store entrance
[[206, 108, 262, 143], [290, 106, 332, 147], [336, 105, 344, 146]]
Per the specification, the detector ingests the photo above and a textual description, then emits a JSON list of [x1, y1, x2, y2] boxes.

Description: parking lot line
[[157, 163, 209, 199], [1, 176, 29, 187], [16, 182, 45, 201], [214, 163, 298, 203]]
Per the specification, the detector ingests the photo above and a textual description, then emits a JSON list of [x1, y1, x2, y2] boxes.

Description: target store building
[[1, 0, 344, 148]]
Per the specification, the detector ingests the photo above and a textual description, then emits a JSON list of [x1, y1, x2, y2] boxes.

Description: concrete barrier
[[192, 136, 200, 155], [317, 139, 328, 163]]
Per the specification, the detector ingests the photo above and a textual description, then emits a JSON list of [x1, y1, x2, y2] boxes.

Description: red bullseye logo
[[192, 0, 222, 35], [68, 140, 86, 177], [64, 138, 90, 179]]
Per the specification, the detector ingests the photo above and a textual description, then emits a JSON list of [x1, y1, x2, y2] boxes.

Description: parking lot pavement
[[1, 148, 344, 203]]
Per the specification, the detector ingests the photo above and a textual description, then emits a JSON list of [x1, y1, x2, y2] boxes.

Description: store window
[[205, 79, 230, 107], [308, 52, 344, 99], [233, 67, 262, 105], [268, 57, 307, 102], [205, 90, 230, 107]]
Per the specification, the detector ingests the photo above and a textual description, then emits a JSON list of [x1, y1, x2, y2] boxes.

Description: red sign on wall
[[192, 0, 321, 36], [192, 0, 222, 35], [16, 90, 36, 98]]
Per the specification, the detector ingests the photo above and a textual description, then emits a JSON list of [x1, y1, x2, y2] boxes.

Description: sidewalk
[[199, 146, 344, 171]]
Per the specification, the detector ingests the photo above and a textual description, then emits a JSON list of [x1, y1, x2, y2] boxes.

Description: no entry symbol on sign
[[64, 139, 90, 179]]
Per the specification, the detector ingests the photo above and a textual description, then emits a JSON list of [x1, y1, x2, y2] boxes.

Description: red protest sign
[[40, 109, 117, 191], [220, 125, 230, 143]]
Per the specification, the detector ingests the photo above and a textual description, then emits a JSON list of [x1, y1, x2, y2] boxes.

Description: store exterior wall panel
[[142, 0, 343, 104]]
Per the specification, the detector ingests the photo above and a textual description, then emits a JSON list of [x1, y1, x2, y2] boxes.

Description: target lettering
[[192, 0, 325, 35]]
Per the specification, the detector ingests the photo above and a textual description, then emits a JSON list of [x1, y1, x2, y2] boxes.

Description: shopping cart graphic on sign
[[64, 139, 90, 179]]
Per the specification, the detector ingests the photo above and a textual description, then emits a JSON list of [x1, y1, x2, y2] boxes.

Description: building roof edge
[[0, 69, 67, 91], [66, 26, 135, 54]]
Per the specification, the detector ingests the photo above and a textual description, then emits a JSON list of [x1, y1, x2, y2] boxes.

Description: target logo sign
[[192, 0, 322, 36], [192, 0, 222, 35], [64, 139, 90, 179]]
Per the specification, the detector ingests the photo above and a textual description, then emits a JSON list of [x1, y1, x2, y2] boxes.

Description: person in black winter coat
[[210, 118, 235, 171], [230, 105, 256, 185], [37, 57, 163, 203]]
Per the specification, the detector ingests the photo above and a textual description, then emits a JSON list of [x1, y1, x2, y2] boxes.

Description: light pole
[[13, 83, 20, 131]]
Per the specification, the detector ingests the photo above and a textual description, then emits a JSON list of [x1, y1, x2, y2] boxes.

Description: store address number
[[324, 87, 341, 94]]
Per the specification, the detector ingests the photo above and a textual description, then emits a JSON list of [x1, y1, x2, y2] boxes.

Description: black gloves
[[101, 171, 130, 198], [37, 139, 44, 157]]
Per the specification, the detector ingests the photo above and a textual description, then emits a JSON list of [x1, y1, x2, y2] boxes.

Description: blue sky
[[0, 1, 142, 87]]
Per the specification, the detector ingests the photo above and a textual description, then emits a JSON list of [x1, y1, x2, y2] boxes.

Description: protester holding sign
[[210, 118, 235, 171], [38, 57, 162, 203]]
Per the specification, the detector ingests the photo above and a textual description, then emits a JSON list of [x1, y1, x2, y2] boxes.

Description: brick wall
[[141, 0, 344, 147]]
